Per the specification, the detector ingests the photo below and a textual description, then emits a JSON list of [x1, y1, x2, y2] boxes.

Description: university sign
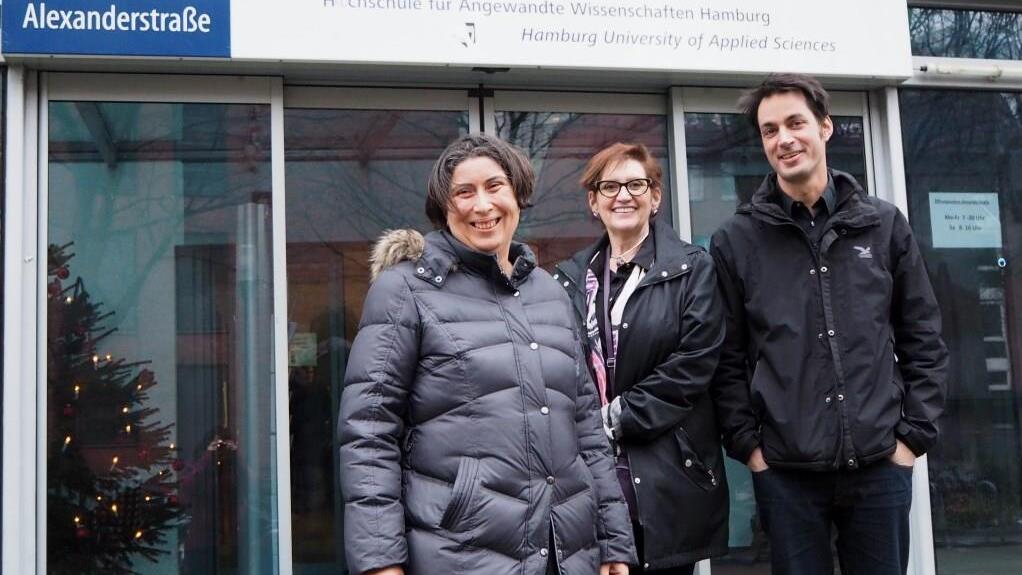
[[1, 0, 913, 78], [2, 1, 231, 57]]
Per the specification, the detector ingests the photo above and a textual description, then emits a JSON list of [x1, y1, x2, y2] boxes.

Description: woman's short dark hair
[[580, 142, 663, 193], [737, 73, 831, 130], [425, 133, 535, 230]]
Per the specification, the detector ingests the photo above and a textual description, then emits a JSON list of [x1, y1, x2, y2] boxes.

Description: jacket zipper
[[760, 215, 854, 469]]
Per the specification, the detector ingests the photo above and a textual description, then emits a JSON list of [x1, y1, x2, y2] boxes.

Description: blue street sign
[[2, 1, 231, 57]]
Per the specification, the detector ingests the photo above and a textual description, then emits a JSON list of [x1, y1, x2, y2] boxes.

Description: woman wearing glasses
[[555, 143, 729, 575]]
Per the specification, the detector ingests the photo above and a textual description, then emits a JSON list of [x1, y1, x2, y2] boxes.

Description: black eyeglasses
[[593, 178, 652, 198]]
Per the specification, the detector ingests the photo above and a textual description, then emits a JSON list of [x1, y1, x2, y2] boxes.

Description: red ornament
[[172, 459, 185, 472], [168, 494, 179, 506], [75, 526, 89, 539], [137, 448, 150, 462], [62, 404, 75, 417], [48, 281, 61, 296], [136, 369, 155, 387], [56, 266, 70, 280]]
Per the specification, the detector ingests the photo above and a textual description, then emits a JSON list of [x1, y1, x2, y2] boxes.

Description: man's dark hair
[[425, 133, 535, 230], [737, 73, 831, 131]]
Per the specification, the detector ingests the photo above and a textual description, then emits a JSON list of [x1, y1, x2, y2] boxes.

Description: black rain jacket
[[709, 170, 949, 471], [338, 229, 635, 575], [554, 220, 729, 569]]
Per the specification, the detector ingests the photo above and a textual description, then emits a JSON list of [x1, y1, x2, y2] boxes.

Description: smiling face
[[446, 156, 520, 262], [757, 90, 833, 188], [588, 158, 661, 239]]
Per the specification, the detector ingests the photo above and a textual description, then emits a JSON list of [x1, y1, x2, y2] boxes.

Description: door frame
[[7, 71, 292, 575], [3, 64, 42, 575]]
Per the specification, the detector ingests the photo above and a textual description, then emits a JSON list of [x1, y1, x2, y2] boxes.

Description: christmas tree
[[47, 243, 186, 574]]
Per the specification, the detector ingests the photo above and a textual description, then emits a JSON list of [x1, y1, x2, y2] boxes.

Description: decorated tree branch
[[47, 242, 186, 575]]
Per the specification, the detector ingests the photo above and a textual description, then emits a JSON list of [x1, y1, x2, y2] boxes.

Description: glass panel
[[900, 89, 1022, 574], [684, 110, 867, 574], [910, 7, 1022, 61], [285, 108, 468, 574], [496, 110, 672, 266], [47, 101, 277, 574], [686, 113, 866, 249]]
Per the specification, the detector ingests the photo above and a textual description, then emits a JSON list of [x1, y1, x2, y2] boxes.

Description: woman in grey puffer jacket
[[338, 134, 636, 575]]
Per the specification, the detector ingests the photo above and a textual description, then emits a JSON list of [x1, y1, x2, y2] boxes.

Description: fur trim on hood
[[370, 229, 425, 281]]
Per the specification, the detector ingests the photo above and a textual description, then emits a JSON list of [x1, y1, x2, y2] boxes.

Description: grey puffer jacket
[[338, 229, 636, 575]]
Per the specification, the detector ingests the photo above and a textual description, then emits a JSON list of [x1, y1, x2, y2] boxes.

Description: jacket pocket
[[401, 427, 417, 469], [675, 427, 718, 492], [440, 457, 481, 531]]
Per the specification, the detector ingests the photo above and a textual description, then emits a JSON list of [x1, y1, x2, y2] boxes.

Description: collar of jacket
[[737, 169, 881, 232], [412, 230, 537, 289], [556, 219, 698, 297]]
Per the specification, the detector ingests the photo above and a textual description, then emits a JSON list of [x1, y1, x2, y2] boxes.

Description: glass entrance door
[[44, 74, 280, 575], [284, 86, 671, 572], [282, 87, 472, 574], [900, 88, 1022, 575]]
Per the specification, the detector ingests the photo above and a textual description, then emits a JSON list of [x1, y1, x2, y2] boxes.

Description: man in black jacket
[[710, 74, 948, 574]]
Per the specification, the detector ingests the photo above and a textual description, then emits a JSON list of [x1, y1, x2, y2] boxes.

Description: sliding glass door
[[44, 75, 281, 575]]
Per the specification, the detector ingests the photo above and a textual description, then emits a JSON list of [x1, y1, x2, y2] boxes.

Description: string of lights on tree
[[48, 242, 186, 575]]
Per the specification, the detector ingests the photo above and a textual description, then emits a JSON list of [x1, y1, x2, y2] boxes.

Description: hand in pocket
[[889, 440, 916, 469], [747, 447, 770, 473]]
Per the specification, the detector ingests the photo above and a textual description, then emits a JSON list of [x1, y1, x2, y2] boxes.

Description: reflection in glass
[[284, 108, 467, 574], [900, 89, 1022, 574], [686, 113, 866, 249], [497, 110, 672, 267], [910, 7, 1022, 61], [47, 102, 276, 574], [684, 111, 867, 574]]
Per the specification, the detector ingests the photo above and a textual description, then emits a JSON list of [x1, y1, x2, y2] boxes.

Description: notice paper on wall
[[928, 192, 1002, 249]]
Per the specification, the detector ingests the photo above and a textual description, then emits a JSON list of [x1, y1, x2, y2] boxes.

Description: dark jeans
[[751, 460, 913, 575], [631, 521, 695, 575]]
